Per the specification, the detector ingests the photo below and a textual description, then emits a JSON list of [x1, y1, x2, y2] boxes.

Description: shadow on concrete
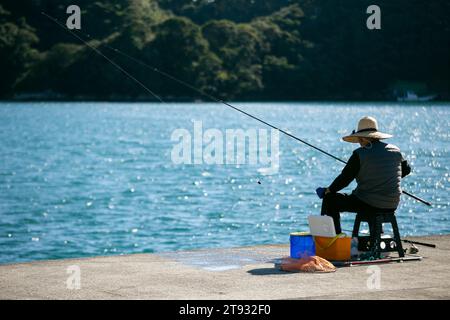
[[246, 267, 290, 276]]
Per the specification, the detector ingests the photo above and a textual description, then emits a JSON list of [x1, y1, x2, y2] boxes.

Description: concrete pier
[[0, 235, 449, 299]]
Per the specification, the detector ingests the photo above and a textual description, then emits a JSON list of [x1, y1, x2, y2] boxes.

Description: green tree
[[0, 7, 40, 96], [141, 17, 222, 98], [159, 0, 293, 24], [202, 20, 265, 98]]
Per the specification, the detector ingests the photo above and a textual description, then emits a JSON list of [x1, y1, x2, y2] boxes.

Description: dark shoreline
[[1, 96, 449, 104]]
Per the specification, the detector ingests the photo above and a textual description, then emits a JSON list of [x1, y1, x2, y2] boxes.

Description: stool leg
[[391, 217, 405, 257], [352, 214, 362, 237], [368, 217, 376, 238], [370, 216, 383, 259]]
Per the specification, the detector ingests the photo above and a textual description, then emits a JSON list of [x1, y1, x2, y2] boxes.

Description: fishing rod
[[332, 255, 422, 267], [402, 239, 436, 248], [42, 12, 431, 207]]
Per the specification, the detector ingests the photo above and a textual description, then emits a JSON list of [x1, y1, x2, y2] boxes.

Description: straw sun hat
[[342, 116, 393, 143]]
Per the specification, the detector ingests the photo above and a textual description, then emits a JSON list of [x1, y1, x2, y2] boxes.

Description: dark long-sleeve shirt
[[328, 151, 411, 193]]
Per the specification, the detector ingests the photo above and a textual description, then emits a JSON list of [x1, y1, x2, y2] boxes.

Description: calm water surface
[[0, 102, 448, 264]]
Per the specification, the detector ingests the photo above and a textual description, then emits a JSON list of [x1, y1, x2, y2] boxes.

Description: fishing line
[[42, 12, 431, 206], [41, 12, 164, 102], [42, 12, 267, 185], [43, 12, 346, 165]]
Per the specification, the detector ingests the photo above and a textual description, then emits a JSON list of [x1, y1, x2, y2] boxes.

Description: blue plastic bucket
[[290, 232, 316, 258]]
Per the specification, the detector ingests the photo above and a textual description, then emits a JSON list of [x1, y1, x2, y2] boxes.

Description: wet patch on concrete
[[159, 245, 287, 271]]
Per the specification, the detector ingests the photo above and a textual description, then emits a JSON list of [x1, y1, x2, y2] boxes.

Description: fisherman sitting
[[316, 116, 411, 234]]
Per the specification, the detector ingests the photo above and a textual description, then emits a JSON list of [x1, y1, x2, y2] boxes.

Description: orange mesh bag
[[278, 256, 336, 273]]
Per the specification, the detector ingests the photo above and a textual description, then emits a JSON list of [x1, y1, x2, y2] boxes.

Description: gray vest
[[353, 141, 403, 209]]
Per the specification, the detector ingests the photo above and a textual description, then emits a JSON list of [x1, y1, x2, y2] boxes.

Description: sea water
[[0, 102, 448, 264]]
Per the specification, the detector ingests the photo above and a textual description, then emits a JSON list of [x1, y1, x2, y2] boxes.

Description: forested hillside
[[1, 0, 449, 101]]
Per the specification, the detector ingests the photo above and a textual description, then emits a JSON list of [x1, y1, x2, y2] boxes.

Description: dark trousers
[[321, 193, 396, 234]]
